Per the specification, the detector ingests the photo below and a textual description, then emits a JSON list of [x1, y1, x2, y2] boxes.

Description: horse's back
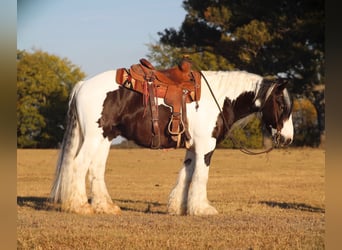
[[77, 70, 118, 98]]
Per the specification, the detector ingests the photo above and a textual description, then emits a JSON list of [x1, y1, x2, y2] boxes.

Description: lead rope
[[200, 71, 275, 155]]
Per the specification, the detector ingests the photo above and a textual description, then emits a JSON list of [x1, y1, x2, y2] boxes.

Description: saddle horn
[[139, 58, 155, 70]]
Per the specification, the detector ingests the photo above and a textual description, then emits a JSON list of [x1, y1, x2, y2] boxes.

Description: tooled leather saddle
[[115, 57, 201, 148]]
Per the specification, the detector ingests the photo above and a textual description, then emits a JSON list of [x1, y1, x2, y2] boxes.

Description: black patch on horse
[[212, 97, 234, 143], [98, 87, 186, 148], [184, 158, 192, 166], [231, 91, 259, 121], [204, 150, 215, 167], [212, 91, 260, 144]]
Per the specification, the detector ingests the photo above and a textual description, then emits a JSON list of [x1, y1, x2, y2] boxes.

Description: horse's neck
[[201, 71, 263, 122], [233, 100, 259, 122]]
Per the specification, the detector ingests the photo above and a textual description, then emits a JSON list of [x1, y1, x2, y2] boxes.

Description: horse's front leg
[[187, 138, 218, 215], [168, 149, 195, 215]]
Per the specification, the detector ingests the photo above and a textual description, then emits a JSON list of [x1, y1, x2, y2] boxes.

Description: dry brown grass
[[17, 148, 325, 249]]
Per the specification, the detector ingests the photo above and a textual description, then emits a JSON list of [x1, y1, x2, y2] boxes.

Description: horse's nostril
[[284, 138, 292, 145], [280, 136, 292, 146], [273, 135, 292, 147]]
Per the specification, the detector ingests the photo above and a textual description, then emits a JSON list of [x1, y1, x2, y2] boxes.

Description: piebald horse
[[50, 70, 293, 215]]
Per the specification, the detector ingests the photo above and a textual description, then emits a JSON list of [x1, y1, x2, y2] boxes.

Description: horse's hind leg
[[61, 138, 97, 214], [168, 149, 195, 215], [62, 135, 108, 214], [88, 139, 121, 214]]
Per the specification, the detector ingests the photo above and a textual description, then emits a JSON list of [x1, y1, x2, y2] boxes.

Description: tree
[[218, 116, 263, 149], [292, 97, 320, 146], [17, 50, 85, 148], [147, 0, 324, 146]]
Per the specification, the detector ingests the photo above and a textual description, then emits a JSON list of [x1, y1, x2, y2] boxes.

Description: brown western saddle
[[115, 57, 201, 148]]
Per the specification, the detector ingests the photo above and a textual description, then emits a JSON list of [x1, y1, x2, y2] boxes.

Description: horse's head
[[258, 79, 294, 147]]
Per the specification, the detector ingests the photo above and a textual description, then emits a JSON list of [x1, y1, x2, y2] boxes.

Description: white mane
[[201, 71, 264, 101]]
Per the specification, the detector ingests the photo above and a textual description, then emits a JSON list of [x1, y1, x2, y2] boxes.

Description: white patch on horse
[[254, 99, 262, 107], [281, 114, 294, 142]]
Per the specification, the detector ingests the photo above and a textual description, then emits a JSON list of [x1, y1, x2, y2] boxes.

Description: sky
[[17, 0, 187, 78]]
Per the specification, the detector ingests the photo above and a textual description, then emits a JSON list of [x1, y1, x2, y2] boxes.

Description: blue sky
[[17, 0, 186, 78]]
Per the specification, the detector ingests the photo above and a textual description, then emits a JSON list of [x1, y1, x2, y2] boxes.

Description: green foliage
[[17, 49, 85, 148], [292, 97, 320, 147], [218, 116, 263, 149], [150, 0, 324, 94], [147, 43, 233, 71]]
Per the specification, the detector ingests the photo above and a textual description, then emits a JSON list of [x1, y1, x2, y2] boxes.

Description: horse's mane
[[203, 71, 291, 111], [201, 71, 264, 101]]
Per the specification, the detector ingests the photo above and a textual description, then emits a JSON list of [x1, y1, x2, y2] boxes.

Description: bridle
[[200, 71, 283, 155]]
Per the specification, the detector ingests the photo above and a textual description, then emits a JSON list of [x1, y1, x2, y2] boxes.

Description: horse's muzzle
[[273, 132, 292, 148]]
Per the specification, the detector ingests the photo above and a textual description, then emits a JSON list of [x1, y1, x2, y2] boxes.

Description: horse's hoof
[[62, 202, 94, 215], [167, 206, 187, 216], [92, 203, 122, 215], [187, 204, 218, 216]]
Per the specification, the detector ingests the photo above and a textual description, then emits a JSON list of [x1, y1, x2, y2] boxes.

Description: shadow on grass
[[113, 199, 167, 214], [17, 196, 166, 214], [259, 200, 325, 213], [17, 196, 59, 211]]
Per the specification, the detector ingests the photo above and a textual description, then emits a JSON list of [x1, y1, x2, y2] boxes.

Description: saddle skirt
[[115, 57, 201, 148]]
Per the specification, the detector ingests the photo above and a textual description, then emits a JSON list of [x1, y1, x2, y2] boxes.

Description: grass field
[[17, 148, 325, 249]]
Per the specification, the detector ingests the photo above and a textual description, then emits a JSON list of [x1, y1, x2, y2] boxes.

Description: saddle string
[[147, 83, 161, 148], [199, 71, 275, 155]]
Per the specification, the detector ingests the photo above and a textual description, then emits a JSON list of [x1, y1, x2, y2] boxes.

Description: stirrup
[[167, 113, 185, 136]]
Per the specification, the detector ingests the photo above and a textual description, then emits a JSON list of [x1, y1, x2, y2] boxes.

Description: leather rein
[[200, 71, 281, 155]]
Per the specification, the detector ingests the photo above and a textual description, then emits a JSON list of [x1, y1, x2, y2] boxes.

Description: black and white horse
[[50, 70, 293, 215]]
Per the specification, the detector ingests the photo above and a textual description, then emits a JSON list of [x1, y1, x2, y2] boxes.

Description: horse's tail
[[50, 81, 84, 203]]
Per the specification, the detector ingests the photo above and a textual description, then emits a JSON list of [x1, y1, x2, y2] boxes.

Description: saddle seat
[[136, 58, 195, 88], [115, 57, 201, 148], [126, 58, 200, 101]]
